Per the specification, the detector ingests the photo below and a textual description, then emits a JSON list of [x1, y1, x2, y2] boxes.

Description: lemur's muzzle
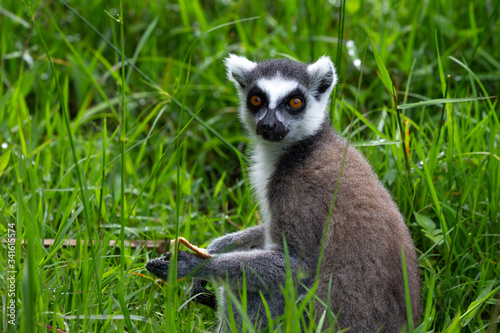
[[256, 109, 289, 142]]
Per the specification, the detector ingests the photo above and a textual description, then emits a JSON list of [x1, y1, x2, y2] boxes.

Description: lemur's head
[[224, 55, 337, 145]]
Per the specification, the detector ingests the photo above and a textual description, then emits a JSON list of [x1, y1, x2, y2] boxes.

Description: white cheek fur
[[284, 99, 326, 143]]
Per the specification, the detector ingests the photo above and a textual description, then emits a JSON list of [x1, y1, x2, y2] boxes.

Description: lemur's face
[[225, 55, 337, 145]]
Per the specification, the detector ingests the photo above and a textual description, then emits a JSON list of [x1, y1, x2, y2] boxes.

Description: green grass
[[1, 0, 499, 332]]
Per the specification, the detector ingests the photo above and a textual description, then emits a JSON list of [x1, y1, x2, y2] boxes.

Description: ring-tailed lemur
[[146, 55, 422, 332]]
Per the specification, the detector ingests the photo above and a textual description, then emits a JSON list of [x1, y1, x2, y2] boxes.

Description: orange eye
[[250, 95, 262, 107], [289, 98, 303, 109]]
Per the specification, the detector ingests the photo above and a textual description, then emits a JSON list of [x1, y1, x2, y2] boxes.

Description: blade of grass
[[351, 139, 402, 147], [117, 1, 134, 331], [435, 75, 450, 145], [397, 96, 496, 110], [99, 117, 107, 223], [414, 141, 450, 252], [125, 16, 158, 85], [368, 30, 412, 199], [401, 248, 414, 333], [368, 31, 394, 96], [420, 271, 435, 332], [16, 159, 35, 333], [435, 30, 446, 97], [331, 0, 345, 112]]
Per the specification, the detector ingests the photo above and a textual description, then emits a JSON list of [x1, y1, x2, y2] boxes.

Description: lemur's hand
[[146, 251, 205, 280], [191, 279, 217, 310]]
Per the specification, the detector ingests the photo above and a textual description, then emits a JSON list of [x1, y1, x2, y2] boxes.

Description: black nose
[[256, 109, 289, 142], [262, 122, 277, 131]]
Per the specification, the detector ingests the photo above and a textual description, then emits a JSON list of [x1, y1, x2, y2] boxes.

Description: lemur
[[146, 55, 422, 332]]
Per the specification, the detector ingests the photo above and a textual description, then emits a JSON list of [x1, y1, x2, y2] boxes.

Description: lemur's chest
[[249, 149, 277, 227], [251, 149, 332, 253]]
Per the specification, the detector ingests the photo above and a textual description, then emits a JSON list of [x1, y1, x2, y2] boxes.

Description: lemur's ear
[[307, 56, 338, 99], [224, 54, 256, 89]]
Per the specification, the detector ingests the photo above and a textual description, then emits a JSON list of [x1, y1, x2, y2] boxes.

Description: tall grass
[[0, 0, 499, 332]]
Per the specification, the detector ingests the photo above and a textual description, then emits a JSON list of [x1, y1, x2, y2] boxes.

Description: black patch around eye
[[281, 89, 306, 112], [246, 87, 267, 111]]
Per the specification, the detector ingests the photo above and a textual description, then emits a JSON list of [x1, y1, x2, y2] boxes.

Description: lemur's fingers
[[170, 237, 212, 258], [191, 279, 217, 310]]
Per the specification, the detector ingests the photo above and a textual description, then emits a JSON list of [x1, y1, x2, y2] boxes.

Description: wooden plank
[[2, 239, 167, 253]]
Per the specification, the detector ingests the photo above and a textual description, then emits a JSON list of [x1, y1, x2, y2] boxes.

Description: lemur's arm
[[206, 224, 266, 254], [190, 224, 266, 309], [146, 249, 297, 293]]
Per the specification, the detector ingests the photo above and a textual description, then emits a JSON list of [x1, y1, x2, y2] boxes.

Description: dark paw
[[191, 279, 217, 310], [146, 251, 205, 280]]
